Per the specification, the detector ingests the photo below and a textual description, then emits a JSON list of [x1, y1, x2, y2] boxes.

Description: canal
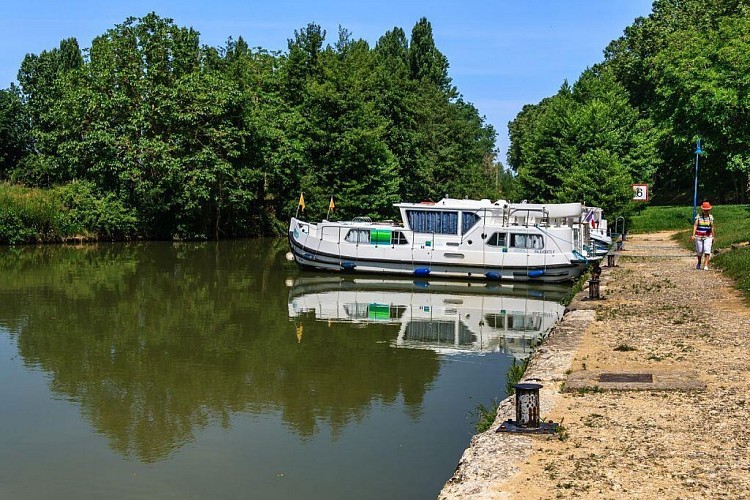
[[0, 240, 567, 499]]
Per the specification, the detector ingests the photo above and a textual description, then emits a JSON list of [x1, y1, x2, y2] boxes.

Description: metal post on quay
[[588, 262, 602, 300], [496, 382, 559, 434], [614, 217, 626, 250]]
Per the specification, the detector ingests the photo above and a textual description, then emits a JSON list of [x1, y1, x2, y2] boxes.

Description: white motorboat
[[289, 197, 595, 283], [582, 206, 613, 257]]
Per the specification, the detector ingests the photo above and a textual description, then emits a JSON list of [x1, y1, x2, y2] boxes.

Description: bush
[[472, 400, 500, 433], [505, 357, 530, 396], [0, 183, 73, 244], [53, 181, 139, 240], [0, 181, 140, 244]]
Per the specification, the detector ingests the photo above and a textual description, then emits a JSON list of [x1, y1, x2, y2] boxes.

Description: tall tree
[[283, 23, 326, 105], [15, 37, 83, 186], [300, 35, 399, 219], [0, 86, 26, 178], [650, 13, 750, 202], [408, 18, 455, 97], [509, 83, 577, 202], [603, 0, 750, 203], [509, 67, 658, 216]]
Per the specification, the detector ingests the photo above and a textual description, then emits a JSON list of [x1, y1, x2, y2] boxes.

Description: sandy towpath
[[441, 231, 750, 499]]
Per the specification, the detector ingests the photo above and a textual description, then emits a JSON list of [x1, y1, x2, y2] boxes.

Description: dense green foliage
[[0, 14, 498, 240], [6, 2, 750, 241], [0, 87, 26, 174], [0, 181, 139, 244], [0, 183, 70, 244], [509, 70, 659, 220], [509, 0, 750, 218]]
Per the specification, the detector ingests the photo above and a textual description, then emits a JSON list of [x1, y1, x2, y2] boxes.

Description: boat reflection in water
[[288, 275, 567, 359]]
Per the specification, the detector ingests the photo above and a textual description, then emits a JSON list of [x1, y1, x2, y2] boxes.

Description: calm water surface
[[0, 240, 567, 499]]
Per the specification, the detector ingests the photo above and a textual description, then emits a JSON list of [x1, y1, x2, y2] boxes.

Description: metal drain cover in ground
[[599, 373, 653, 383]]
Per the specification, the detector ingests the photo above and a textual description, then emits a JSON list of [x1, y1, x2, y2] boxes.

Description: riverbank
[[440, 231, 750, 499]]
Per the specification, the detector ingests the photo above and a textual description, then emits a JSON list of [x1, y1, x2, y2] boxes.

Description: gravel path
[[440, 231, 750, 499]]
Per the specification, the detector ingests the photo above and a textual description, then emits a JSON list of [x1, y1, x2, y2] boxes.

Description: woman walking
[[690, 201, 715, 270]]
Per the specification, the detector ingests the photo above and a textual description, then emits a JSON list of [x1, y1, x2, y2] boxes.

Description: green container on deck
[[370, 228, 391, 245]]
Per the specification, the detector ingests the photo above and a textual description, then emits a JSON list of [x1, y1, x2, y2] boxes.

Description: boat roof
[[509, 201, 582, 219], [394, 198, 508, 210], [394, 198, 583, 219]]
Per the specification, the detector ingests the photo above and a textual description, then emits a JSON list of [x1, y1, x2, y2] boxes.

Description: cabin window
[[507, 314, 542, 331], [406, 210, 459, 235], [510, 233, 544, 249], [404, 320, 474, 344], [486, 232, 507, 247], [462, 212, 481, 234], [345, 229, 370, 244], [343, 303, 370, 319], [391, 231, 409, 245]]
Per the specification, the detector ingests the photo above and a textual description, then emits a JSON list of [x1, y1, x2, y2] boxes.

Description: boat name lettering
[[533, 249, 555, 254]]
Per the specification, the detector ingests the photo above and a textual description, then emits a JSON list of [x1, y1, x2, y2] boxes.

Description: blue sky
[[0, 0, 654, 164]]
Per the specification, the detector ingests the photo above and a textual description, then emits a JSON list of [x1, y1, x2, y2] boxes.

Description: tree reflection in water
[[0, 241, 439, 462]]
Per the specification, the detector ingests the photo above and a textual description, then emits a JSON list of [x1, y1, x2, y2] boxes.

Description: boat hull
[[289, 231, 586, 284]]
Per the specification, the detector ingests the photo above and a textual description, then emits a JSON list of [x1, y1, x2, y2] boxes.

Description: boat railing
[[296, 221, 311, 234], [507, 207, 550, 227]]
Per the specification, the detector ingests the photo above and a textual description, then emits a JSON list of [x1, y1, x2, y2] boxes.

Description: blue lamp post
[[692, 138, 703, 222]]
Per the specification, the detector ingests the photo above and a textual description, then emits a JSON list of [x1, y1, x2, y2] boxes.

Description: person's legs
[[703, 237, 713, 270], [695, 239, 703, 269]]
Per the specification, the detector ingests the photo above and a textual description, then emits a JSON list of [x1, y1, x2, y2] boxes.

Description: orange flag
[[298, 193, 305, 211], [328, 196, 335, 211]]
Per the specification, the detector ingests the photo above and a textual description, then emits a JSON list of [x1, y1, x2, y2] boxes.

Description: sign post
[[693, 139, 703, 221]]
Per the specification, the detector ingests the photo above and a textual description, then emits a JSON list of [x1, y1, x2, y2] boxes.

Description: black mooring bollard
[[589, 278, 601, 299], [497, 382, 559, 433], [514, 383, 543, 428], [607, 254, 615, 267]]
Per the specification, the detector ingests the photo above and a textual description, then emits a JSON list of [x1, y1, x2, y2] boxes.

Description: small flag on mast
[[326, 196, 335, 220], [582, 208, 595, 223], [298, 193, 305, 212]]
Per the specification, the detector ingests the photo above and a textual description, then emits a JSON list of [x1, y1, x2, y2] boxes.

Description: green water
[[0, 240, 565, 499]]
